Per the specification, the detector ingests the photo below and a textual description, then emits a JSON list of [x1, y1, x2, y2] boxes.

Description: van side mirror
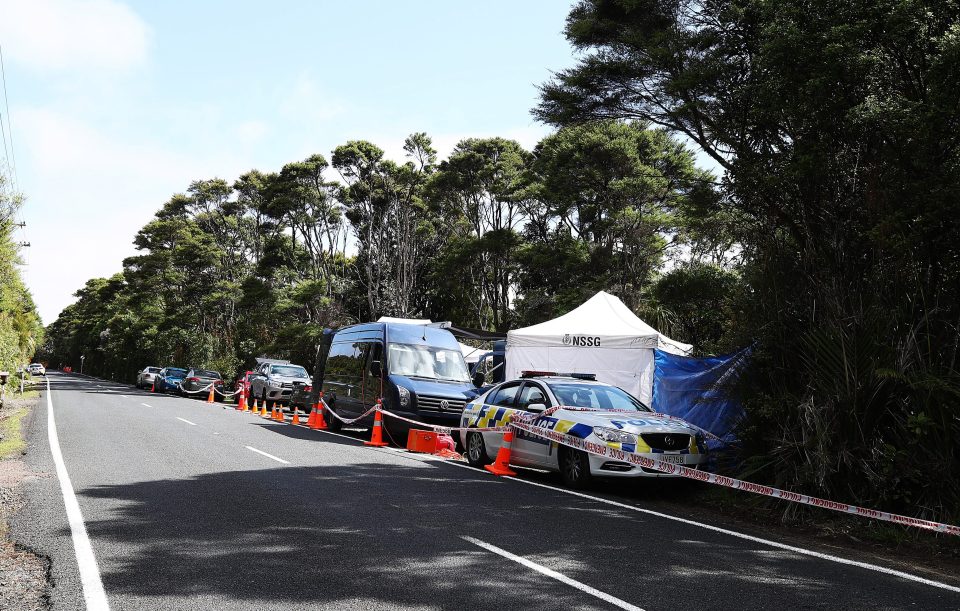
[[527, 402, 547, 413], [472, 370, 485, 388], [370, 360, 382, 378]]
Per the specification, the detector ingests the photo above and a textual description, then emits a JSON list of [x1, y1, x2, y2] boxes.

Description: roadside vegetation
[[41, 1, 959, 532], [0, 176, 42, 397]]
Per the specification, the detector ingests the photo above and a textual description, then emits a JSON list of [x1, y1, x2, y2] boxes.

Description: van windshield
[[387, 343, 470, 383]]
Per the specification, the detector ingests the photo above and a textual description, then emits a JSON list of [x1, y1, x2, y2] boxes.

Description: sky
[[0, 0, 579, 324]]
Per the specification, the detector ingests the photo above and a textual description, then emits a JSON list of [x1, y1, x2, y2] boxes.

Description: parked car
[[314, 322, 484, 435], [136, 366, 162, 389], [27, 363, 45, 376], [289, 381, 313, 411], [249, 359, 311, 405], [459, 373, 708, 489], [154, 367, 188, 393], [181, 368, 224, 399]]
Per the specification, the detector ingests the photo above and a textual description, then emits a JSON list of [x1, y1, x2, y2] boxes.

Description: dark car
[[181, 368, 224, 400], [289, 381, 314, 411], [155, 367, 188, 393]]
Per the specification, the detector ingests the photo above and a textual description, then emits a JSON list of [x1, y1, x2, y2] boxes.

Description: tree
[[536, 0, 960, 517], [430, 138, 532, 330], [517, 120, 715, 320]]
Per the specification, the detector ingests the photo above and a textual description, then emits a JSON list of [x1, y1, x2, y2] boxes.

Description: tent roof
[[507, 291, 692, 354]]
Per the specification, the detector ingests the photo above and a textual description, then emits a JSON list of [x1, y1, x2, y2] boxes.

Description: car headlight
[[398, 386, 410, 407], [593, 427, 637, 444]]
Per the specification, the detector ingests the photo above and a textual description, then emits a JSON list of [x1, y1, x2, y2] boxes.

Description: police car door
[[513, 382, 553, 466]]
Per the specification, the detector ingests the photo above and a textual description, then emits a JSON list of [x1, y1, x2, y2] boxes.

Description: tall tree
[[536, 0, 960, 516], [430, 138, 532, 330]]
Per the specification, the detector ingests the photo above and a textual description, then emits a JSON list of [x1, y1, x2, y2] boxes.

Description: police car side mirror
[[527, 403, 547, 413], [472, 371, 485, 388]]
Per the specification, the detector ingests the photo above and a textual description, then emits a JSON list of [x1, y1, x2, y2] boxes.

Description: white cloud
[[0, 0, 149, 73]]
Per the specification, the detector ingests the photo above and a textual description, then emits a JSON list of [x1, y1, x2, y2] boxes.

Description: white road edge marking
[[141, 403, 152, 408], [46, 378, 111, 610], [506, 477, 960, 594], [321, 430, 959, 593], [176, 417, 197, 426], [462, 535, 644, 611], [245, 446, 290, 464]]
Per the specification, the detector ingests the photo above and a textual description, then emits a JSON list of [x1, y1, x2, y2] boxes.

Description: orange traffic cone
[[261, 401, 270, 417], [252, 398, 259, 413], [484, 430, 518, 477], [315, 393, 329, 429], [306, 403, 316, 427], [309, 403, 328, 430], [365, 401, 389, 447], [207, 386, 215, 404], [150, 381, 155, 393], [273, 403, 284, 422], [238, 388, 247, 412], [291, 408, 300, 425]]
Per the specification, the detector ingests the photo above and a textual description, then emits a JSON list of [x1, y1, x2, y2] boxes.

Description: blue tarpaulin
[[652, 346, 752, 448]]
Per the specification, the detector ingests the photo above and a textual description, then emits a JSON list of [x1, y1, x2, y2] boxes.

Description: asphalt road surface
[[11, 372, 960, 610]]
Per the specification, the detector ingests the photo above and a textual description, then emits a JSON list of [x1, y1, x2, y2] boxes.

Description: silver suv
[[249, 358, 311, 405]]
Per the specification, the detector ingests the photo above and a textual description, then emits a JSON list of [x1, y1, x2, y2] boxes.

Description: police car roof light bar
[[520, 371, 597, 380]]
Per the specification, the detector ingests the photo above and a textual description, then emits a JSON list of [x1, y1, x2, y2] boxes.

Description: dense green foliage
[[0, 178, 42, 389], [42, 123, 723, 379], [537, 0, 960, 521]]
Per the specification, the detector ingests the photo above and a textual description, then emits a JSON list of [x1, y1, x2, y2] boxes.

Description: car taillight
[[187, 377, 199, 382], [215, 380, 223, 385], [304, 385, 312, 392]]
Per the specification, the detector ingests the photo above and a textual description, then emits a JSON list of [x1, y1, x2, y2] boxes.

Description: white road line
[[141, 403, 152, 408], [245, 446, 290, 464], [327, 431, 959, 593], [505, 477, 960, 593], [176, 417, 197, 426], [45, 379, 111, 610], [120, 395, 129, 399], [462, 536, 644, 611]]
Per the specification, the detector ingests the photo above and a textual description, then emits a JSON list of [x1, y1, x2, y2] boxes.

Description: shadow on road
[[76, 462, 615, 609]]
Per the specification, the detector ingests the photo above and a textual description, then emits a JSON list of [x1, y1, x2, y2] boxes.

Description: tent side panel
[[505, 345, 656, 406]]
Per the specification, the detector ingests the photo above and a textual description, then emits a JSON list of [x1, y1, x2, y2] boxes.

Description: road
[[11, 372, 960, 610]]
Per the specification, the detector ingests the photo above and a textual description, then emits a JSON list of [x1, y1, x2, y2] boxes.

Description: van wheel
[[324, 406, 342, 432], [559, 447, 593, 489], [466, 432, 491, 468]]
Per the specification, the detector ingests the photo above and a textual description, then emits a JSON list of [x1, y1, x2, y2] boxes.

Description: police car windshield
[[271, 365, 308, 377], [388, 343, 471, 383], [166, 368, 187, 376], [547, 382, 650, 412]]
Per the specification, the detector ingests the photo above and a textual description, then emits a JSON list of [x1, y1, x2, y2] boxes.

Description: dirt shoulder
[[0, 388, 51, 611]]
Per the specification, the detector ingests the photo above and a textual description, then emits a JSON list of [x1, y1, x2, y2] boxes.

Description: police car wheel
[[466, 432, 491, 467], [559, 447, 593, 489]]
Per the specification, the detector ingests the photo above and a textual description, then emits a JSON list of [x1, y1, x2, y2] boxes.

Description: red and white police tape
[[508, 419, 960, 537], [313, 398, 958, 536]]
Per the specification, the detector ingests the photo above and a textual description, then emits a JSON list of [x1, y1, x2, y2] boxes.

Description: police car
[[459, 372, 708, 488]]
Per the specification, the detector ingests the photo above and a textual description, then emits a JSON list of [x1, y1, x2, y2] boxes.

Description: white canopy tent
[[505, 291, 691, 406]]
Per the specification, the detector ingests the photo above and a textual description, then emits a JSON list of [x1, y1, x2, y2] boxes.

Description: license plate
[[657, 454, 686, 464]]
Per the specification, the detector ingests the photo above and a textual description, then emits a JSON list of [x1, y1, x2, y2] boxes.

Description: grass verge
[[0, 405, 29, 459]]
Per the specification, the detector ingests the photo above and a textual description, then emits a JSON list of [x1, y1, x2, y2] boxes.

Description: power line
[[0, 44, 17, 192]]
